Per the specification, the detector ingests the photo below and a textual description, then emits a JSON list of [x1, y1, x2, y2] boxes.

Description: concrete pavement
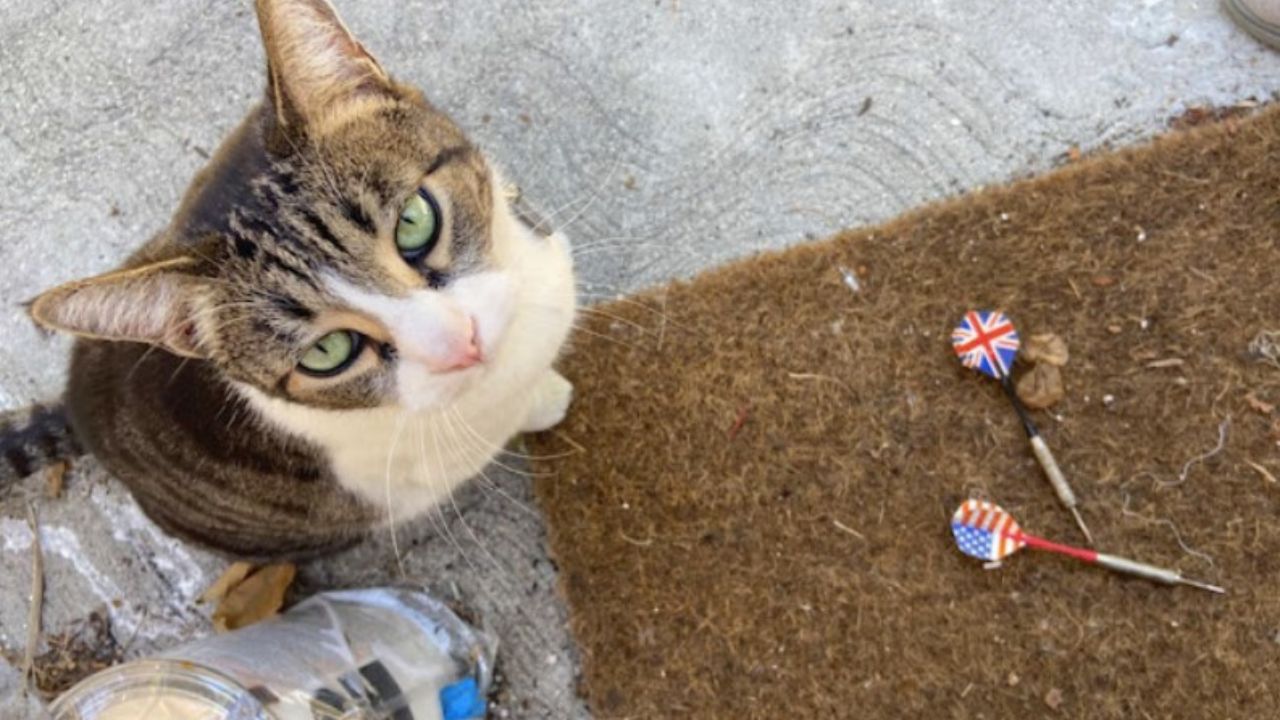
[[1, 1, 1276, 716]]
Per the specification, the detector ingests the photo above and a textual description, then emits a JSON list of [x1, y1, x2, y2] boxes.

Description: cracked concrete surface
[[1, 0, 1276, 716]]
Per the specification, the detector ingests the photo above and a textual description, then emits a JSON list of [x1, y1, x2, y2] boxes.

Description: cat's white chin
[[239, 165, 576, 522]]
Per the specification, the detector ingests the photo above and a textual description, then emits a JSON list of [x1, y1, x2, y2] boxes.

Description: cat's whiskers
[[537, 154, 626, 234], [410, 413, 465, 564], [383, 411, 411, 579], [432, 416, 529, 584], [569, 235, 687, 254], [572, 306, 653, 335], [529, 313, 649, 354], [423, 416, 491, 578], [436, 423, 542, 477], [521, 302, 658, 354], [445, 406, 569, 465], [573, 290, 691, 332], [440, 411, 542, 518]]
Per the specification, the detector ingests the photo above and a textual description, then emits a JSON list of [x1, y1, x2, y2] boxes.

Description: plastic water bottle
[[47, 587, 495, 720]]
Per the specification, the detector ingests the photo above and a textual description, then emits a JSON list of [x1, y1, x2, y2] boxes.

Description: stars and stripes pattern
[[951, 499, 1026, 562], [951, 310, 1020, 379]]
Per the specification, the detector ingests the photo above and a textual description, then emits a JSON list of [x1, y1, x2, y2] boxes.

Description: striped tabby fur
[[7, 0, 577, 560]]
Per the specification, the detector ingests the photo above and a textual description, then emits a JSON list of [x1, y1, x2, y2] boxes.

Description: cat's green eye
[[299, 330, 362, 376], [395, 188, 441, 258]]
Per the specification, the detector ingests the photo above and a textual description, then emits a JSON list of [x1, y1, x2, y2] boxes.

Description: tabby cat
[[1, 0, 577, 559]]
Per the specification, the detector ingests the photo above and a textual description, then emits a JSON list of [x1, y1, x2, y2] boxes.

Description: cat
[[0, 0, 576, 560]]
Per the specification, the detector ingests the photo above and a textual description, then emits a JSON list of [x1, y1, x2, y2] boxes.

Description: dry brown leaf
[[210, 563, 296, 633], [198, 561, 255, 606], [1245, 392, 1275, 415], [1045, 687, 1065, 710], [1017, 364, 1065, 410], [1023, 333, 1069, 367]]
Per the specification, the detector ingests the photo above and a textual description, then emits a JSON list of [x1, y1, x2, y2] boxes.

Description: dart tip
[[1180, 577, 1227, 595], [1069, 506, 1094, 546]]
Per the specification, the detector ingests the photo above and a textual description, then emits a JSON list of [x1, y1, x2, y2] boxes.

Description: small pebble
[[1103, 394, 1116, 407], [1045, 687, 1065, 710]]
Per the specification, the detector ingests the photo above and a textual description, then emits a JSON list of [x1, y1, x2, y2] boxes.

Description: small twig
[[727, 405, 752, 440], [787, 372, 855, 396], [619, 531, 654, 548], [1245, 461, 1277, 485], [551, 430, 587, 455], [1162, 418, 1230, 487], [23, 503, 45, 694], [832, 519, 866, 541]]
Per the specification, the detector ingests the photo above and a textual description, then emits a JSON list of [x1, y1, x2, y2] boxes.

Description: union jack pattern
[[951, 499, 1026, 562], [951, 310, 1020, 379]]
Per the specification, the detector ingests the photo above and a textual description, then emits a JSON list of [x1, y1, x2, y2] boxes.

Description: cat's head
[[29, 0, 575, 413]]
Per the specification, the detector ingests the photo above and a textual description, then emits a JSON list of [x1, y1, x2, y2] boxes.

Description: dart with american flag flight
[[950, 500, 1224, 594], [951, 310, 1093, 544]]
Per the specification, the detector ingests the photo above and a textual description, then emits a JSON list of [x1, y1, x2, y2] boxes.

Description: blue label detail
[[441, 677, 486, 720]]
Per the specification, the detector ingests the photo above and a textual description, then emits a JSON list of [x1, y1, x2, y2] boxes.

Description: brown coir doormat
[[530, 107, 1280, 719]]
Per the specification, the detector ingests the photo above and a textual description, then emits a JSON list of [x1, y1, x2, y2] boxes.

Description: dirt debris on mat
[[531, 106, 1280, 719]]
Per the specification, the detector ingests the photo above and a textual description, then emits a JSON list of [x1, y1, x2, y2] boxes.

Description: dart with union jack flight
[[951, 310, 1093, 544], [951, 500, 1223, 594]]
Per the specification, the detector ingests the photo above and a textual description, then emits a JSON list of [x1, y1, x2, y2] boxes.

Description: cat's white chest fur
[[243, 374, 567, 520]]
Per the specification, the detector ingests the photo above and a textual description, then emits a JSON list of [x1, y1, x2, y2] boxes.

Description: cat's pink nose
[[438, 317, 481, 372]]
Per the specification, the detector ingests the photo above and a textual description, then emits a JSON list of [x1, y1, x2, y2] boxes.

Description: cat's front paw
[[522, 371, 573, 433]]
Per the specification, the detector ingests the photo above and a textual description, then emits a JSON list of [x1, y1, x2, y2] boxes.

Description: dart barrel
[[1094, 554, 1225, 594]]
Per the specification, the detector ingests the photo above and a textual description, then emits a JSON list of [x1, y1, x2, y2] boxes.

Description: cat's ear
[[255, 0, 393, 135], [28, 258, 212, 359]]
